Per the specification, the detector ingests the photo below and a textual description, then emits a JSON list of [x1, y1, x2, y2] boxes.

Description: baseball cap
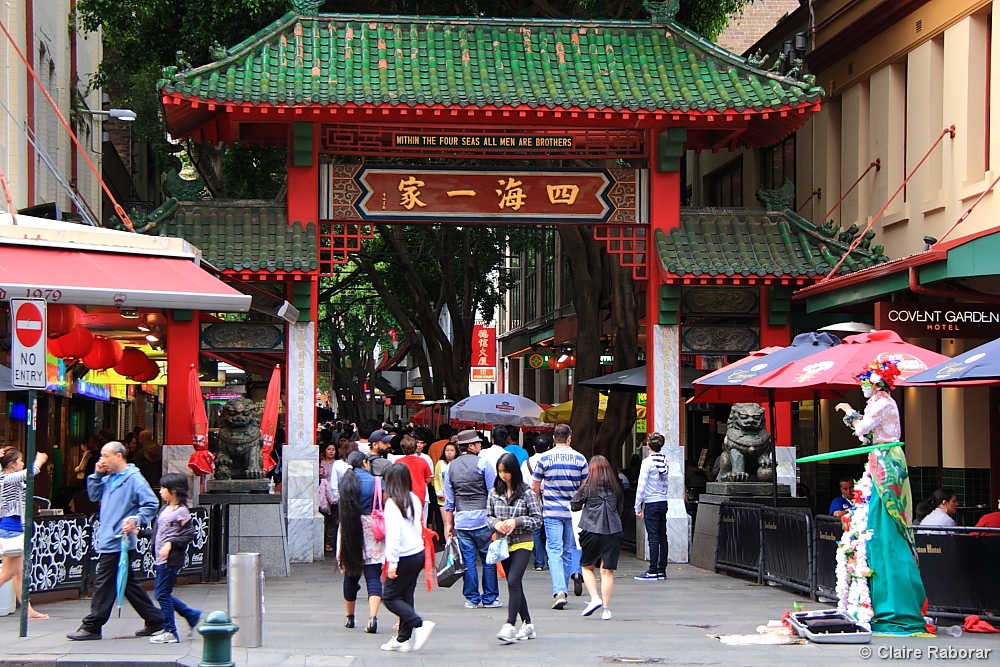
[[370, 429, 393, 443]]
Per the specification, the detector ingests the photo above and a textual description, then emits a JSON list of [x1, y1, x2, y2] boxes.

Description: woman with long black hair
[[379, 464, 435, 652], [571, 455, 624, 621], [338, 452, 383, 633], [487, 452, 543, 643]]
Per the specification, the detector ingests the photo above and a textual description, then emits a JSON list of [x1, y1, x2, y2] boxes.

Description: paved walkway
[[1, 555, 995, 666]]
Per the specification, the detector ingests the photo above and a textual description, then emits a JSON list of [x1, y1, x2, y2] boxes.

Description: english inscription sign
[[394, 134, 574, 150], [875, 302, 1000, 338]]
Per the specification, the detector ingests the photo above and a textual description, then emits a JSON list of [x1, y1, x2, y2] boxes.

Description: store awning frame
[[0, 242, 251, 312]]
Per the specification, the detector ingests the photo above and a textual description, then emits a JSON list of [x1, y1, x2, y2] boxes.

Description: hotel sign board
[[875, 302, 1000, 338]]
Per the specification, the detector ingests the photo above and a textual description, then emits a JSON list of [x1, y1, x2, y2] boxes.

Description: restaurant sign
[[322, 165, 642, 225], [876, 302, 1000, 338]]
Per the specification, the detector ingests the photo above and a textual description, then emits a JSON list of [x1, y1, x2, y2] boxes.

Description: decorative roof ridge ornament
[[643, 0, 680, 24], [290, 0, 323, 14]]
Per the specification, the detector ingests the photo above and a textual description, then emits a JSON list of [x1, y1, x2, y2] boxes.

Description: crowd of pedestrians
[[319, 417, 672, 650]]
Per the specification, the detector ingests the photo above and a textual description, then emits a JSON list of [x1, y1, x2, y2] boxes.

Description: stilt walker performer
[[833, 358, 929, 635]]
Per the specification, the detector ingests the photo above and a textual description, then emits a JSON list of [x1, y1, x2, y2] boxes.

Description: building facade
[[689, 0, 1000, 510]]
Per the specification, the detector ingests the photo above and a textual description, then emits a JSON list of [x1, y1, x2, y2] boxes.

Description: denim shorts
[[0, 528, 22, 539]]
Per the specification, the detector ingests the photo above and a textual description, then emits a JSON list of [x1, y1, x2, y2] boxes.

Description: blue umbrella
[[116, 535, 129, 617], [689, 332, 841, 403], [902, 338, 997, 385]]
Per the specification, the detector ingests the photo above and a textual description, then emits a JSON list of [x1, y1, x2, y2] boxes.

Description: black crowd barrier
[[813, 515, 841, 598], [715, 502, 764, 582], [715, 506, 1000, 619], [761, 507, 814, 596], [29, 507, 211, 595], [913, 524, 1000, 623]]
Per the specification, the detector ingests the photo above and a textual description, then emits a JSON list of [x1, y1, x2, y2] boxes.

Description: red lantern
[[48, 324, 94, 360], [132, 357, 160, 382], [82, 336, 123, 370], [47, 304, 80, 337], [114, 347, 149, 378], [549, 357, 565, 371]]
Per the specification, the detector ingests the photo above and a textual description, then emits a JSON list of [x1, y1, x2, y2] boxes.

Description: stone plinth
[[200, 493, 290, 578], [207, 479, 270, 493], [705, 481, 790, 496]]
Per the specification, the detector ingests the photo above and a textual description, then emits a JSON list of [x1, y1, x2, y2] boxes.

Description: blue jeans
[[543, 516, 580, 597], [642, 501, 669, 574], [456, 527, 499, 605], [532, 528, 547, 568], [153, 564, 201, 638]]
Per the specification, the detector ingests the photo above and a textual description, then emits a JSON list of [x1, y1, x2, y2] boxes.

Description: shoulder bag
[[370, 477, 386, 541]]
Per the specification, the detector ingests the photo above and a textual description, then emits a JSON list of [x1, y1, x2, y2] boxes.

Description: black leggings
[[343, 563, 383, 602], [382, 552, 424, 642], [502, 548, 533, 625]]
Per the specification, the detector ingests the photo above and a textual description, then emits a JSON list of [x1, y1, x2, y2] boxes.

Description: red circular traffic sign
[[14, 301, 44, 348]]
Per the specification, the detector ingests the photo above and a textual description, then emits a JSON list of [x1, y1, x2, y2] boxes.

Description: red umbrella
[[259, 366, 281, 474], [687, 346, 784, 403], [187, 364, 215, 477], [745, 330, 950, 397]]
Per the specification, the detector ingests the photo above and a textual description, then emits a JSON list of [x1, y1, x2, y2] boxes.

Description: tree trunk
[[558, 225, 603, 458], [591, 261, 639, 472]]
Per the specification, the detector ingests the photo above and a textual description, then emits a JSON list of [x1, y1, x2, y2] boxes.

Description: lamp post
[[82, 108, 137, 121]]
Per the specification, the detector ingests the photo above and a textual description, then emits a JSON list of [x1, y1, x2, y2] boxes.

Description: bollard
[[196, 610, 239, 667], [228, 552, 264, 648]]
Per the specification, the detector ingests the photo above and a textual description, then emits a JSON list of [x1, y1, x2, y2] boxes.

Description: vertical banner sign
[[471, 325, 497, 382], [11, 299, 47, 388]]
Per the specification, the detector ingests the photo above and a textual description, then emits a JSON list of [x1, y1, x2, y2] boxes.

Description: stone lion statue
[[214, 397, 265, 480], [715, 403, 774, 483]]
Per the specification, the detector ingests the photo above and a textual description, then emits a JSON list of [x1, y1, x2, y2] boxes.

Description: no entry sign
[[11, 299, 47, 388]]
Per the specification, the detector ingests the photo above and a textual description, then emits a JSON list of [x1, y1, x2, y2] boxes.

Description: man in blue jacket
[[68, 442, 162, 641]]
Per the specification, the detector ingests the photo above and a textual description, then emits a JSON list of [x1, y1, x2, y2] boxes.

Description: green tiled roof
[[160, 12, 823, 114], [164, 201, 317, 272], [658, 209, 889, 279]]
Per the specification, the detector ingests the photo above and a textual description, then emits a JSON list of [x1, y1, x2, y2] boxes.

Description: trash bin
[[0, 574, 15, 616], [227, 552, 263, 648]]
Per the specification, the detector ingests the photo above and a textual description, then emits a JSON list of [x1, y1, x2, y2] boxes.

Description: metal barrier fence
[[718, 504, 1000, 620], [29, 507, 211, 595]]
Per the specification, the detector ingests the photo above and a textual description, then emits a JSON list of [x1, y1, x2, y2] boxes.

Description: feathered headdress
[[855, 358, 902, 391]]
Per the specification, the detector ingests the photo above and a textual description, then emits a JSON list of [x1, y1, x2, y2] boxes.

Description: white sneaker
[[380, 637, 412, 652], [150, 632, 179, 644], [516, 622, 536, 641], [601, 607, 613, 621], [412, 620, 435, 650], [496, 622, 517, 644], [581, 597, 603, 617]]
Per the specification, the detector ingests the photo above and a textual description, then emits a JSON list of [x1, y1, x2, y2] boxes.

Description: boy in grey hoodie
[[68, 442, 162, 641], [633, 433, 670, 581]]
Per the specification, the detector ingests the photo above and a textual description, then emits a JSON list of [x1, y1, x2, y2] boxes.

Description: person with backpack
[[633, 433, 670, 581]]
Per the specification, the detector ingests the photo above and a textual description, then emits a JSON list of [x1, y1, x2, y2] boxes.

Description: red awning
[[0, 245, 251, 312]]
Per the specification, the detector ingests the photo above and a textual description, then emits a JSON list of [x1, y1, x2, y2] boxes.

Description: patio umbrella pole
[[770, 389, 778, 508], [813, 390, 820, 514]]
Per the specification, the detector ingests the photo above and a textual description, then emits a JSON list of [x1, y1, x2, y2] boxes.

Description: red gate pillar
[[165, 310, 200, 453], [759, 287, 793, 446], [644, 127, 689, 564], [284, 122, 322, 562]]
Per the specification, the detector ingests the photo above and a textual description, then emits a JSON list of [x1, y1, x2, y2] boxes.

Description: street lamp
[[83, 108, 137, 121]]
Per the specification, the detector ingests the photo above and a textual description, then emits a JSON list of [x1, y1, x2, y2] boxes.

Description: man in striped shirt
[[531, 424, 588, 609]]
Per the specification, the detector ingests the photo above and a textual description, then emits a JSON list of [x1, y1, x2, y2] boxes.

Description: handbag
[[436, 537, 466, 588], [370, 477, 386, 541], [318, 478, 334, 515], [486, 534, 509, 565], [0, 534, 23, 557]]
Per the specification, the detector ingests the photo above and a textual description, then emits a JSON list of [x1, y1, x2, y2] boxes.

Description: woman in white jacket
[[379, 464, 435, 652], [633, 433, 670, 581]]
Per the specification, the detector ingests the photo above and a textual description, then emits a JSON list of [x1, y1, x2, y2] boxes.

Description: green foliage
[[221, 145, 286, 199]]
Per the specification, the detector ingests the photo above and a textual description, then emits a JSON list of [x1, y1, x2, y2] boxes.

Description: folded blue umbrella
[[116, 535, 129, 617]]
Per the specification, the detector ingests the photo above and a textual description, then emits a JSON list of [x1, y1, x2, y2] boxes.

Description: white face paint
[[862, 385, 875, 398]]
